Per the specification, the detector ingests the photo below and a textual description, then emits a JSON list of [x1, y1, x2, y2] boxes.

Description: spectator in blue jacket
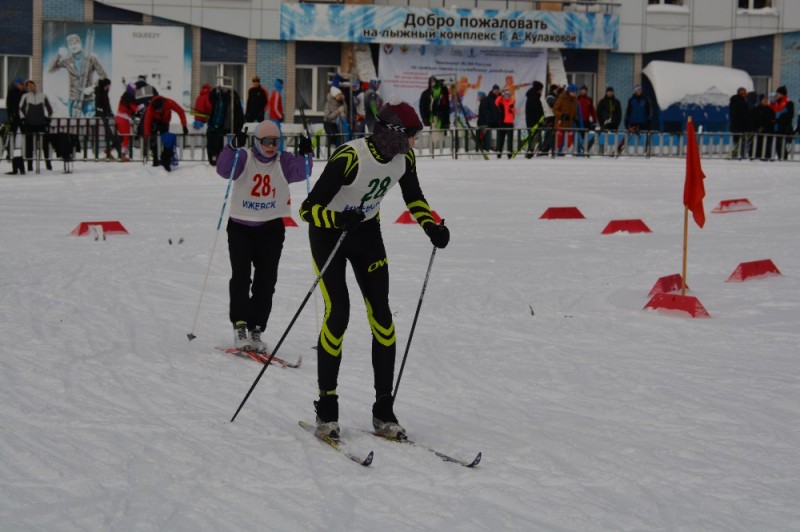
[[624, 85, 653, 132]]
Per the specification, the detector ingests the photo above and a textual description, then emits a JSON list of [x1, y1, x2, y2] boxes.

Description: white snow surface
[[1, 156, 799, 531], [642, 61, 753, 109]]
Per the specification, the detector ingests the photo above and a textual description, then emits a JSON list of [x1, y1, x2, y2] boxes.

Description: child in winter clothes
[[216, 120, 314, 352]]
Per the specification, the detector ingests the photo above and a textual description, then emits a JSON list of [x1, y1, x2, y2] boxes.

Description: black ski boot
[[372, 394, 406, 440], [314, 394, 339, 440]]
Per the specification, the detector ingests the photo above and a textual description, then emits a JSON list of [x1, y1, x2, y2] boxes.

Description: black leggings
[[227, 218, 285, 332], [310, 219, 396, 399]]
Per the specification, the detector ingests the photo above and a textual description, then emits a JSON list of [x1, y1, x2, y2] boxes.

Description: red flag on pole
[[683, 116, 706, 228]]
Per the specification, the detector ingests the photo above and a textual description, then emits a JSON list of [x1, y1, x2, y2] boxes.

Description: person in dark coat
[[596, 87, 622, 155], [596, 87, 622, 131], [523, 81, 545, 158], [206, 86, 244, 166], [477, 87, 501, 151], [750, 94, 775, 160], [4, 78, 25, 169], [95, 78, 121, 159], [624, 85, 652, 131], [418, 76, 450, 131], [245, 76, 268, 123], [619, 84, 653, 155], [5, 78, 26, 137], [729, 87, 752, 157]]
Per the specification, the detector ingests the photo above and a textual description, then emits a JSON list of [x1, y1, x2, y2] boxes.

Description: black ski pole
[[393, 221, 441, 401], [231, 226, 349, 422]]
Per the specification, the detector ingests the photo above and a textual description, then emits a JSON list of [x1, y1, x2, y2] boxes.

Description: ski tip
[[294, 355, 303, 368], [362, 451, 374, 466], [187, 333, 196, 341], [468, 452, 482, 467]]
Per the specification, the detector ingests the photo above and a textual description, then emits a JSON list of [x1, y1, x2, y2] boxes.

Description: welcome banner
[[281, 4, 618, 49], [379, 44, 547, 129]]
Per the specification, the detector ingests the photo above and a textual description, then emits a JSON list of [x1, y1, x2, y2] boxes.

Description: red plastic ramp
[[601, 219, 652, 234], [712, 198, 756, 213], [70, 221, 129, 236], [539, 206, 585, 219], [726, 259, 781, 282], [648, 274, 685, 297], [643, 293, 710, 318]]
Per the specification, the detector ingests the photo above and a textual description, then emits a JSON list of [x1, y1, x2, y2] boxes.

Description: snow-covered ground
[[1, 154, 798, 531]]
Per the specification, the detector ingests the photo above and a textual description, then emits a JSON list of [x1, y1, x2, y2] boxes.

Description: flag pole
[[682, 206, 689, 295]]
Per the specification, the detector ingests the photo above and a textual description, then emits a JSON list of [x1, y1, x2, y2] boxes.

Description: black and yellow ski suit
[[299, 137, 439, 401]]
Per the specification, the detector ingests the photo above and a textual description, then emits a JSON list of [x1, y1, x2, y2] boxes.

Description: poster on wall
[[42, 22, 113, 118], [379, 44, 547, 129], [42, 22, 192, 119], [111, 25, 191, 112]]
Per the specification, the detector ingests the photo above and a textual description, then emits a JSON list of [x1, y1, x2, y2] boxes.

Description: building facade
[[1, 0, 799, 129]]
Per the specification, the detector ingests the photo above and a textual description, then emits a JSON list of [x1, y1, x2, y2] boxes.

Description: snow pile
[[642, 60, 753, 109]]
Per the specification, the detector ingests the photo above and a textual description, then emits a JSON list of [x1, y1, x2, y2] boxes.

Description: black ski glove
[[298, 134, 313, 155], [231, 132, 248, 149], [182, 125, 189, 135], [424, 223, 450, 249], [337, 208, 365, 230]]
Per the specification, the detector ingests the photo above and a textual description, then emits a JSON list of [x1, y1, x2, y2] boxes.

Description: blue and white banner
[[281, 5, 618, 49]]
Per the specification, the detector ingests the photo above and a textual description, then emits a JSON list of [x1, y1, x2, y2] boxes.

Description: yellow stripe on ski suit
[[314, 255, 344, 357], [364, 299, 395, 347], [406, 199, 435, 228]]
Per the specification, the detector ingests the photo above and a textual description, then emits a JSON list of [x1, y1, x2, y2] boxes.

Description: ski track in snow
[[1, 156, 799, 531]]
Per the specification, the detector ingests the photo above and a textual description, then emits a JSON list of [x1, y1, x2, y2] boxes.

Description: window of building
[[751, 76, 771, 99], [201, 63, 245, 96], [1, 55, 31, 108], [648, 0, 684, 5], [738, 0, 772, 9], [566, 72, 596, 101], [295, 65, 339, 115]]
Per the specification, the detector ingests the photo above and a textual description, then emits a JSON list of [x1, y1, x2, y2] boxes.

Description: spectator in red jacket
[[268, 78, 284, 123], [143, 95, 188, 167], [494, 89, 516, 158], [193, 83, 212, 129]]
